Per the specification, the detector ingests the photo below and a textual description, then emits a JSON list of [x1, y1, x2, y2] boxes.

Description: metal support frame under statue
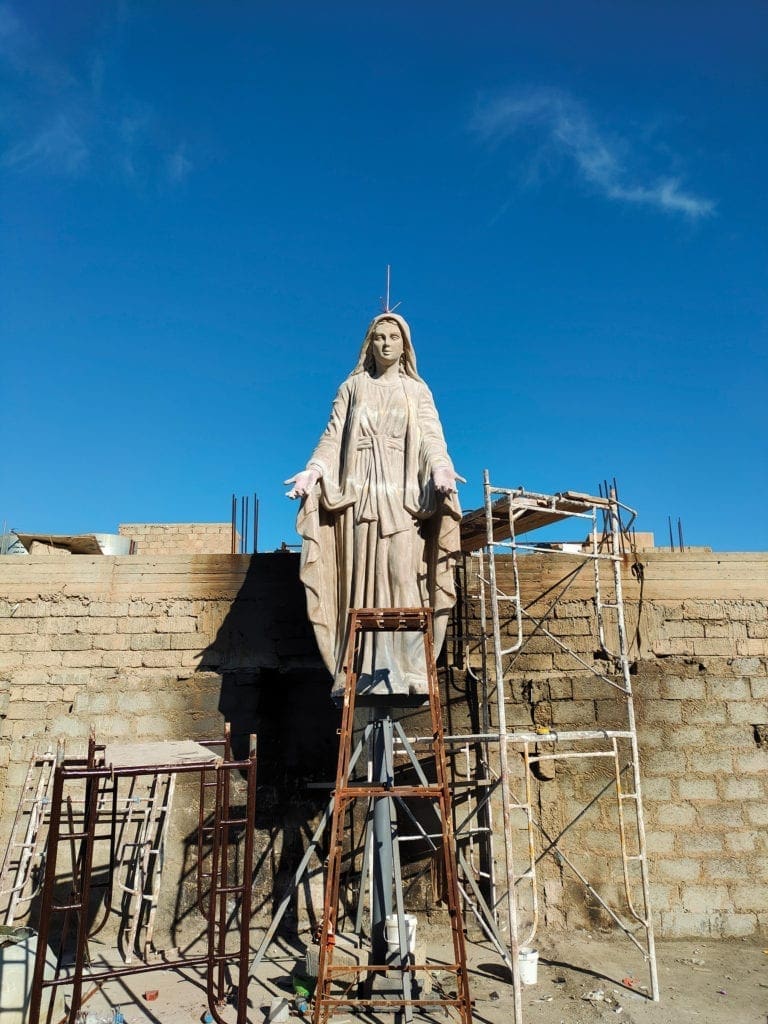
[[312, 607, 472, 1024]]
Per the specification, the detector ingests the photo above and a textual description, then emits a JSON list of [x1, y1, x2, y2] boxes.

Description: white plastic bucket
[[384, 913, 417, 955], [518, 946, 538, 985]]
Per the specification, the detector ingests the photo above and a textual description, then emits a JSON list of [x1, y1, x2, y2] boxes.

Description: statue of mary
[[286, 313, 462, 697]]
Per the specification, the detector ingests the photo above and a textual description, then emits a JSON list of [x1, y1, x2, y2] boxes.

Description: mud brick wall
[[0, 550, 766, 940], [460, 551, 768, 939], [118, 522, 236, 554]]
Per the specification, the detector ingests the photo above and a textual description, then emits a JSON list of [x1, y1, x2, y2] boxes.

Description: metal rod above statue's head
[[285, 309, 463, 699]]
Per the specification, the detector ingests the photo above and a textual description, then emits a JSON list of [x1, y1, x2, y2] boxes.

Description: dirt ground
[[58, 932, 767, 1024]]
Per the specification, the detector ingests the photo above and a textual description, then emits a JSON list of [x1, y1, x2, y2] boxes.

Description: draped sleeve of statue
[[294, 315, 461, 696], [295, 381, 354, 674]]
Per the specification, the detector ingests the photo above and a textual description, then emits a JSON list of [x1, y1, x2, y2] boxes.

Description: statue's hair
[[351, 313, 422, 380]]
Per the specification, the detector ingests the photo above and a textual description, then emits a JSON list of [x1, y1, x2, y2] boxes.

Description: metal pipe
[[257, 493, 264, 557], [236, 736, 257, 1023], [47, 758, 254, 781], [69, 770, 100, 1020], [206, 765, 226, 1024], [483, 469, 523, 1022], [39, 950, 242, 987], [27, 762, 65, 1024], [371, 711, 394, 964], [610, 488, 659, 1000]]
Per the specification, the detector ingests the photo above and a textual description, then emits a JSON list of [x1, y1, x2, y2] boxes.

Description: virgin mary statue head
[[351, 312, 422, 380]]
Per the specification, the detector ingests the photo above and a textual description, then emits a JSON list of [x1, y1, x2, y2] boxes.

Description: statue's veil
[[351, 312, 422, 380]]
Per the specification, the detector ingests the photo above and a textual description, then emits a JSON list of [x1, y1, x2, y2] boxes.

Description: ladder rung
[[340, 785, 443, 799], [318, 607, 471, 1024], [54, 900, 83, 912], [352, 608, 430, 631]]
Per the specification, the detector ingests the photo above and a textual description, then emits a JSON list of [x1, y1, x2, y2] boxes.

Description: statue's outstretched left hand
[[432, 467, 465, 495]]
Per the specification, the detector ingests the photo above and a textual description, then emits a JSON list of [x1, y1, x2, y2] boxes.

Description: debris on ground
[[675, 956, 707, 967], [581, 988, 624, 1013]]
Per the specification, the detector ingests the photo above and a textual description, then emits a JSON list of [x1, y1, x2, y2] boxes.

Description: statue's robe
[[296, 370, 461, 695]]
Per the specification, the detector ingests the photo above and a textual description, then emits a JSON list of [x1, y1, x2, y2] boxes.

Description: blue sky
[[2, 2, 766, 552]]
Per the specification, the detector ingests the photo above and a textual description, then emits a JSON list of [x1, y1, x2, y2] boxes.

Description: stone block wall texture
[[0, 553, 335, 947], [458, 550, 768, 940], [0, 550, 766, 941], [118, 522, 236, 554]]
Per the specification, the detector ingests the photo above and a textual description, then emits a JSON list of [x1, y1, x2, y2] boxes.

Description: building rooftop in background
[[0, 524, 238, 556], [118, 523, 237, 555]]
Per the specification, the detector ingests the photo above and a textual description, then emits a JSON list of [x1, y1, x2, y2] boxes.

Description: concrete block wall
[[0, 553, 336, 945], [1, 549, 767, 940], [118, 522, 236, 554], [460, 551, 768, 938]]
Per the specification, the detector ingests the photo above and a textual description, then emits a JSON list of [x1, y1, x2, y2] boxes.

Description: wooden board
[[15, 533, 104, 554], [460, 491, 611, 553], [103, 740, 219, 767]]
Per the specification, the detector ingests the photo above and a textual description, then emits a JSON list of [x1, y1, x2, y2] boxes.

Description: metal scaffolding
[[450, 472, 659, 1023], [21, 727, 257, 1024]]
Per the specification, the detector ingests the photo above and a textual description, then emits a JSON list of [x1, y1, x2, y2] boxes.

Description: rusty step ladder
[[313, 607, 472, 1024]]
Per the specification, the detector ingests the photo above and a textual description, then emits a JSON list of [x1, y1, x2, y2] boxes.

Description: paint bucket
[[384, 913, 417, 956], [518, 946, 539, 985]]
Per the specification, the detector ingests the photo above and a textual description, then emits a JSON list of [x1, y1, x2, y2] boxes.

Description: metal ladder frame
[[0, 743, 62, 927], [114, 768, 176, 962], [454, 473, 659, 1023], [312, 607, 472, 1024], [26, 728, 257, 1024]]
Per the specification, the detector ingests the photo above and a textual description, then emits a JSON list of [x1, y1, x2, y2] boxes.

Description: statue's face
[[370, 320, 404, 371]]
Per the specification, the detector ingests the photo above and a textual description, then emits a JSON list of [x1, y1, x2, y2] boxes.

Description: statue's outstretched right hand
[[284, 467, 321, 499]]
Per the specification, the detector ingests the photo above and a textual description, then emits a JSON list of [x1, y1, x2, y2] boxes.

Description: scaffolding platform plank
[[460, 489, 610, 553], [102, 741, 219, 768]]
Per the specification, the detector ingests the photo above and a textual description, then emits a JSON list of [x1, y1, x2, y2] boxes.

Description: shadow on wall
[[182, 554, 479, 939], [177, 553, 340, 941], [197, 551, 340, 790]]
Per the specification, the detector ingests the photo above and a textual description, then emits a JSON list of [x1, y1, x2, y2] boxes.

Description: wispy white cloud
[[472, 87, 714, 220], [2, 112, 89, 173], [0, 2, 193, 187]]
